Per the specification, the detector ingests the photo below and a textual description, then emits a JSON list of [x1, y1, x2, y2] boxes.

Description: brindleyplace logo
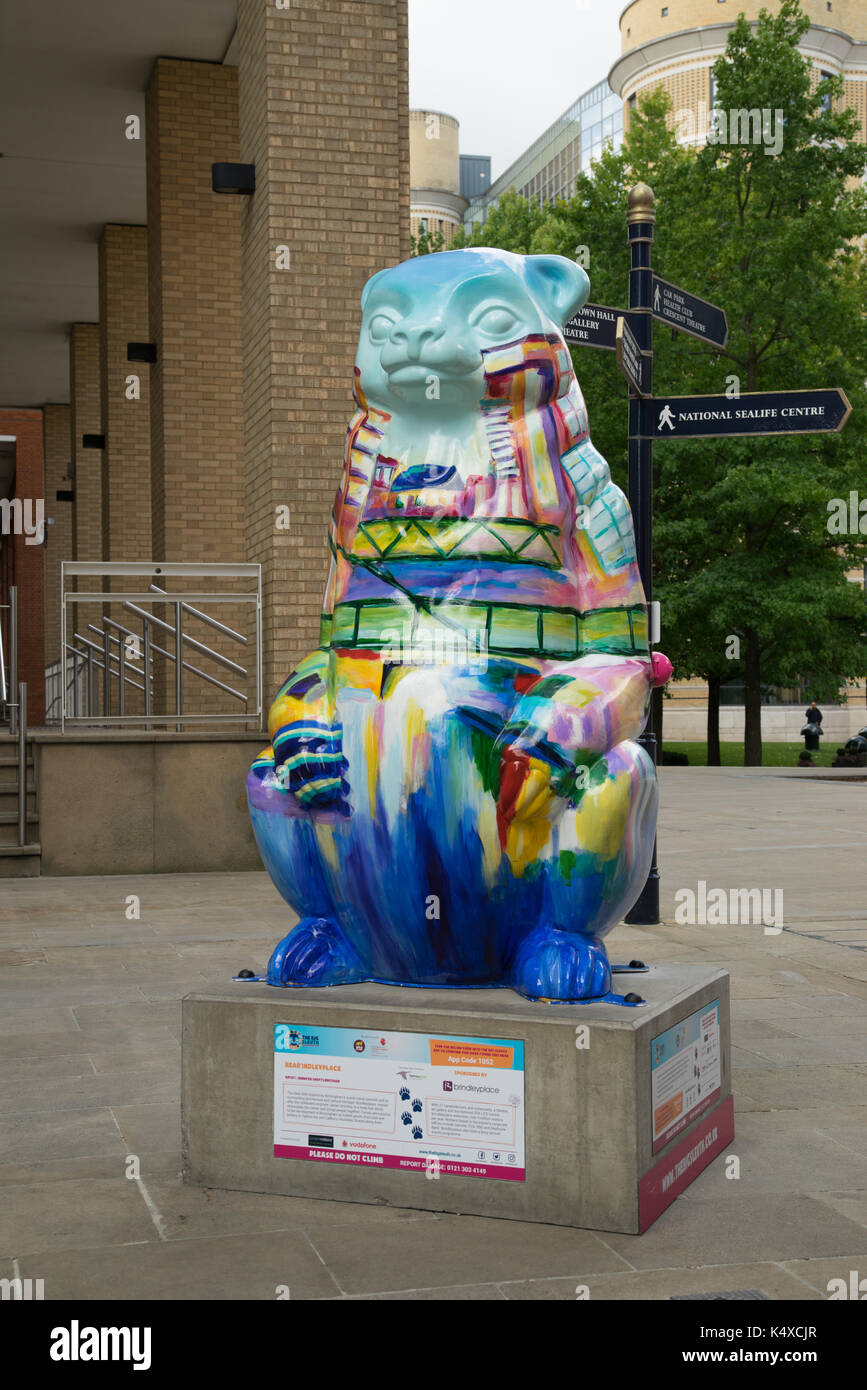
[[49, 1321, 152, 1371]]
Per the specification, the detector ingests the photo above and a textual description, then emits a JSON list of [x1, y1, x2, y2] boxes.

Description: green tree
[[660, 0, 867, 763], [462, 0, 867, 765], [453, 188, 547, 254], [410, 224, 447, 257]]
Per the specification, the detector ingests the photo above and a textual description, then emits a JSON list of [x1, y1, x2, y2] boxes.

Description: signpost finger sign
[[647, 389, 851, 439], [651, 276, 728, 349]]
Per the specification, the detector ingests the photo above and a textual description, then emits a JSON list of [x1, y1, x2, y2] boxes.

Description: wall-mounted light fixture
[[211, 162, 256, 194]]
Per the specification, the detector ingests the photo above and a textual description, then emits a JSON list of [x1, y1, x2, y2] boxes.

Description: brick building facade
[[0, 2, 410, 726]]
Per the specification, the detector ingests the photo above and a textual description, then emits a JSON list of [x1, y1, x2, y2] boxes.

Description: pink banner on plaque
[[639, 1095, 734, 1231]]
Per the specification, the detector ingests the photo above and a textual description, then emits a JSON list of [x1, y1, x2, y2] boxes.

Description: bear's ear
[[523, 255, 590, 328]]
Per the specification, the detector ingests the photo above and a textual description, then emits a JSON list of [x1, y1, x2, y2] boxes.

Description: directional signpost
[[564, 182, 852, 927], [563, 303, 624, 350], [651, 275, 728, 349], [616, 315, 650, 397], [648, 389, 851, 439]]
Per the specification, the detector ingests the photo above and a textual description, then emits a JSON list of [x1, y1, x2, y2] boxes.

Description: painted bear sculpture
[[247, 248, 671, 1001]]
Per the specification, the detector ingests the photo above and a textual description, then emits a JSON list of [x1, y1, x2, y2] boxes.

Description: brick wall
[[69, 324, 103, 565], [42, 403, 73, 671], [145, 59, 244, 568], [236, 0, 411, 697], [99, 224, 151, 562], [145, 59, 248, 719]]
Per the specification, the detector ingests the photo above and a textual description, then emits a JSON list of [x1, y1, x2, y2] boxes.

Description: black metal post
[[624, 182, 660, 926]]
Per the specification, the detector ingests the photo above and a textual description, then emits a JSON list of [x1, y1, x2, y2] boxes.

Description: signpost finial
[[627, 182, 656, 225]]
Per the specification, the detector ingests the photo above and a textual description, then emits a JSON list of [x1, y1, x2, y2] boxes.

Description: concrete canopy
[[0, 0, 237, 408]]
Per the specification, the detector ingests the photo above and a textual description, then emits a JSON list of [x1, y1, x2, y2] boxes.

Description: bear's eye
[[369, 313, 399, 343], [471, 305, 520, 337]]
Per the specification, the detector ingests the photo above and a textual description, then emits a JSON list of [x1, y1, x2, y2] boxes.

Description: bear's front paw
[[272, 720, 351, 815], [508, 926, 611, 1001], [267, 918, 365, 987]]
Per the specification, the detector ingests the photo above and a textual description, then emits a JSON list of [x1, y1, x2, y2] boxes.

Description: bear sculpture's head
[[356, 248, 589, 417]]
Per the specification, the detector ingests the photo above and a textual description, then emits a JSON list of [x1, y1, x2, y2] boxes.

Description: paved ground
[[0, 767, 864, 1300]]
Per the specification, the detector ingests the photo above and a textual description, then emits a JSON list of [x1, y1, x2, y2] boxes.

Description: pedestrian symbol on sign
[[658, 403, 675, 432], [653, 283, 661, 313]]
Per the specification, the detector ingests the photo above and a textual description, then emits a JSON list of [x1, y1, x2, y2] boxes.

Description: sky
[[408, 0, 625, 181]]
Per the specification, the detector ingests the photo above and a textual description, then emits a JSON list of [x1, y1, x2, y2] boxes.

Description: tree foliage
[[461, 0, 867, 763]]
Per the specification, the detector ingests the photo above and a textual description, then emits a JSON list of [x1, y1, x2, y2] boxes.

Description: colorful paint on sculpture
[[248, 248, 670, 1000]]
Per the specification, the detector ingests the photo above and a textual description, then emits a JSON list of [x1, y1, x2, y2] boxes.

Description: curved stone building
[[409, 109, 468, 246], [610, 0, 867, 142]]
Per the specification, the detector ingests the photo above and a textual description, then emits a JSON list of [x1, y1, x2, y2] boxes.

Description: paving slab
[[110, 1103, 180, 1156], [0, 1177, 158, 1258], [0, 769, 862, 1298], [144, 1178, 440, 1242], [501, 1261, 823, 1301], [601, 1193, 867, 1268], [779, 1255, 867, 1298], [0, 1150, 181, 1186], [0, 1068, 178, 1116], [305, 1215, 628, 1295], [17, 1230, 340, 1300], [0, 1109, 127, 1165]]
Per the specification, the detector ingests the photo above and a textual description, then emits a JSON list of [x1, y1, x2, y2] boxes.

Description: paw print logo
[[401, 1111, 412, 1125], [411, 1098, 423, 1113], [411, 1125, 423, 1140], [398, 1086, 410, 1101]]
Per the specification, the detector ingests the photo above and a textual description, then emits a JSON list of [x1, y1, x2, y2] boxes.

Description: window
[[420, 218, 428, 233], [820, 70, 834, 113], [661, 6, 668, 14]]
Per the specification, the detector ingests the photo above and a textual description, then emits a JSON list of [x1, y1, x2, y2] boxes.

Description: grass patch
[[661, 741, 834, 768]]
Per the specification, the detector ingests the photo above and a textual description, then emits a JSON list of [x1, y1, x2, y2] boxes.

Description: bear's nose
[[389, 322, 444, 359]]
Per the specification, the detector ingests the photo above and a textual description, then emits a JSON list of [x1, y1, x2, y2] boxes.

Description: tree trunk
[[743, 629, 763, 766], [707, 674, 721, 766]]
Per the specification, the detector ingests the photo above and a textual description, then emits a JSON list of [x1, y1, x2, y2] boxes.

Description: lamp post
[[624, 183, 660, 926]]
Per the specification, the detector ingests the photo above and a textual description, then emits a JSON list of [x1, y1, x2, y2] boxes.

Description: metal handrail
[[0, 603, 6, 705], [17, 682, 27, 845], [123, 600, 246, 676], [148, 583, 248, 644], [60, 561, 262, 730], [69, 637, 147, 694], [1, 587, 18, 731], [87, 623, 246, 704]]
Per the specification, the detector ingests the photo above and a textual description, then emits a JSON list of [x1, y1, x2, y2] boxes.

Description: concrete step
[[0, 844, 41, 877]]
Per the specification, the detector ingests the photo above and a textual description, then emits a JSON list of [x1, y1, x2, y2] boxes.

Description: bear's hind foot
[[507, 926, 611, 1002], [267, 917, 366, 987]]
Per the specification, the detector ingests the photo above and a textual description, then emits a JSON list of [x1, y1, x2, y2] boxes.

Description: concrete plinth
[[182, 966, 732, 1234]]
